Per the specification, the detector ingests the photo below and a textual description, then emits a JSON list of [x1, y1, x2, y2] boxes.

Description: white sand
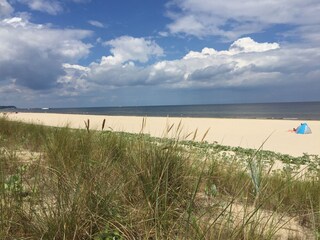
[[5, 112, 320, 157]]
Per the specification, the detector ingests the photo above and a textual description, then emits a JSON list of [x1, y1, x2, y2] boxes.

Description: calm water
[[18, 102, 320, 120]]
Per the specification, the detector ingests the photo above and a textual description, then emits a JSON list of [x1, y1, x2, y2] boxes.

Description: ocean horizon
[[15, 101, 320, 120]]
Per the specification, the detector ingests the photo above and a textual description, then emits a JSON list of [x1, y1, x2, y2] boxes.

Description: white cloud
[[158, 31, 169, 37], [63, 63, 90, 72], [16, 0, 91, 15], [102, 36, 164, 65], [228, 38, 280, 54], [76, 36, 164, 87], [88, 20, 104, 28], [167, 15, 207, 37], [18, 0, 63, 15], [57, 64, 90, 96], [166, 0, 320, 40], [0, 17, 92, 90], [0, 0, 13, 18]]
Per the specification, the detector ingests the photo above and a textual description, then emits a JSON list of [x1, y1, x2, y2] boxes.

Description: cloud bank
[[62, 37, 319, 94]]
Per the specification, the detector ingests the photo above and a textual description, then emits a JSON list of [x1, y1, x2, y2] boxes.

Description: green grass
[[0, 117, 320, 239]]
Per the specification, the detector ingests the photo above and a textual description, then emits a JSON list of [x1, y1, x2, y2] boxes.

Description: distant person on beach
[[288, 128, 295, 133], [288, 127, 297, 133]]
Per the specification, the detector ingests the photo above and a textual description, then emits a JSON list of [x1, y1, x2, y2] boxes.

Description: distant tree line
[[0, 106, 17, 109]]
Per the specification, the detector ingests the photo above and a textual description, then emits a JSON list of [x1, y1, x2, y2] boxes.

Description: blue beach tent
[[295, 123, 312, 134]]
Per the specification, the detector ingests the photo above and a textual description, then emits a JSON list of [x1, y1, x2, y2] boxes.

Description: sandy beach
[[5, 112, 320, 157]]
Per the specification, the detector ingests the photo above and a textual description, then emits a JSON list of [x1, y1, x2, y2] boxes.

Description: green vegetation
[[0, 117, 320, 239]]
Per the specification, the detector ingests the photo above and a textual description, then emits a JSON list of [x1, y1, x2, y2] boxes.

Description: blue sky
[[0, 0, 320, 108]]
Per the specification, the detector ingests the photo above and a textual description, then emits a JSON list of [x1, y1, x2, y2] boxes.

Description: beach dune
[[6, 112, 320, 157]]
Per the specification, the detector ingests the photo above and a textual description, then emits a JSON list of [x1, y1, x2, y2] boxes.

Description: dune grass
[[0, 117, 319, 239]]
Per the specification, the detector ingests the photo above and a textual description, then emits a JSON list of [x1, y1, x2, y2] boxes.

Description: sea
[[16, 101, 320, 120]]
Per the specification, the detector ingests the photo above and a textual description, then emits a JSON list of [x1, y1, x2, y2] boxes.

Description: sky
[[0, 0, 320, 108]]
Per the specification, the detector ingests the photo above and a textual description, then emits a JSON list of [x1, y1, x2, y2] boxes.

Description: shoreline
[[9, 110, 314, 121], [5, 112, 320, 157], [3, 109, 317, 121]]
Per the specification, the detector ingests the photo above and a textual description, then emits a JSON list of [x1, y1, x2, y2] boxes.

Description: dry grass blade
[[177, 119, 182, 132], [167, 123, 175, 134], [201, 128, 210, 142], [184, 131, 193, 139], [139, 117, 147, 134], [102, 119, 106, 131], [192, 128, 198, 141], [84, 119, 90, 132]]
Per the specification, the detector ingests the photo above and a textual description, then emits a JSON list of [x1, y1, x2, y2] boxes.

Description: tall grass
[[0, 117, 319, 239]]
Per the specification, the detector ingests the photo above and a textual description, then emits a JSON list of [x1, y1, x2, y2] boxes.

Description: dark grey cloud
[[189, 63, 237, 81], [0, 56, 63, 90]]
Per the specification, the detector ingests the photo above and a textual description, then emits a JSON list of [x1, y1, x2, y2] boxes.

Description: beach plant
[[94, 226, 123, 240], [247, 154, 263, 200], [4, 165, 27, 197]]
